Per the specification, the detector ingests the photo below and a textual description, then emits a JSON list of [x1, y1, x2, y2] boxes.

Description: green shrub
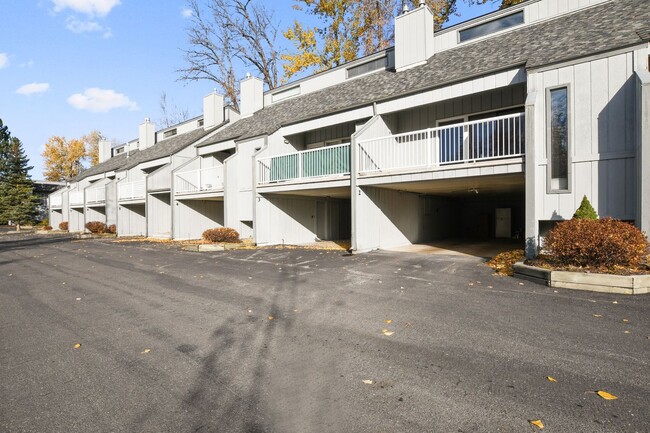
[[544, 218, 649, 268], [39, 218, 50, 227], [202, 227, 240, 243], [59, 221, 69, 231], [107, 224, 117, 234], [573, 195, 598, 220], [85, 221, 107, 234]]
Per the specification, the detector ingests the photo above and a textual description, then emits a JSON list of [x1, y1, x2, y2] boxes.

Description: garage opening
[[148, 192, 171, 238], [174, 198, 224, 240], [85, 206, 106, 225], [356, 173, 524, 256], [256, 187, 351, 247], [118, 203, 146, 236]]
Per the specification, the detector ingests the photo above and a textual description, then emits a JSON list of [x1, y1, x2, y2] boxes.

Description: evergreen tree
[[0, 120, 39, 230], [572, 195, 598, 220]]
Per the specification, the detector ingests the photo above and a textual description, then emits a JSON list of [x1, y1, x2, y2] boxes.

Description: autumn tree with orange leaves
[[283, 0, 523, 79], [41, 136, 87, 182]]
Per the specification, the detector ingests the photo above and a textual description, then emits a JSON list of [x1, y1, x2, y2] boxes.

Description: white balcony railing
[[118, 179, 146, 201], [50, 195, 62, 208], [86, 186, 106, 204], [357, 113, 525, 175], [174, 166, 224, 195], [258, 143, 350, 185], [69, 191, 84, 205]]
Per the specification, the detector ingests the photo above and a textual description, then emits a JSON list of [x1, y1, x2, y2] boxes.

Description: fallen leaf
[[593, 314, 602, 318], [362, 380, 373, 385], [519, 282, 524, 285], [624, 330, 630, 334], [487, 285, 493, 289], [268, 316, 274, 320], [75, 297, 81, 301], [546, 376, 557, 382], [141, 349, 151, 354], [597, 390, 618, 400], [382, 329, 394, 336], [622, 319, 629, 323], [73, 343, 81, 349], [384, 319, 392, 324], [612, 301, 618, 304], [529, 419, 544, 429]]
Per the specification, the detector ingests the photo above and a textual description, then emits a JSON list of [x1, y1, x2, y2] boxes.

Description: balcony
[[118, 180, 146, 201], [69, 191, 84, 206], [258, 143, 350, 185], [86, 186, 106, 204], [50, 194, 62, 208], [174, 166, 223, 195], [357, 113, 525, 176]]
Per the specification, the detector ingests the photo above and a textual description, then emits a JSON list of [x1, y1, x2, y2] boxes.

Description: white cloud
[[16, 82, 50, 95], [65, 16, 112, 38], [0, 53, 9, 69], [51, 0, 120, 17], [67, 88, 138, 112], [181, 8, 193, 18], [20, 59, 35, 68]]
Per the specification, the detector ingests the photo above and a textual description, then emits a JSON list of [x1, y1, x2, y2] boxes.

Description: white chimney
[[394, 2, 435, 72], [98, 139, 112, 163], [203, 90, 224, 129], [138, 118, 155, 151], [240, 74, 264, 118]]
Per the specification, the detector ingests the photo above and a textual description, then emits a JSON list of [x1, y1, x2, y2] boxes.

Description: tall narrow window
[[548, 87, 569, 191]]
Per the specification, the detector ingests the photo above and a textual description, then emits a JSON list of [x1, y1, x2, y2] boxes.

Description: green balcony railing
[[258, 143, 350, 184]]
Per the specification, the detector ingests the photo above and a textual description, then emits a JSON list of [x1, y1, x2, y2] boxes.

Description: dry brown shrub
[[543, 218, 649, 268], [486, 250, 525, 276], [106, 224, 117, 234], [202, 227, 240, 243], [85, 221, 107, 234], [59, 221, 69, 231]]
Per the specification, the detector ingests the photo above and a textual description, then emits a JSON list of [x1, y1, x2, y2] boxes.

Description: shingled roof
[[75, 150, 137, 182], [199, 0, 649, 147], [119, 124, 222, 171]]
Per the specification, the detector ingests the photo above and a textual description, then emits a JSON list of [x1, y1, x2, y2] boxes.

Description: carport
[[354, 173, 525, 252], [173, 197, 224, 240], [255, 186, 351, 246]]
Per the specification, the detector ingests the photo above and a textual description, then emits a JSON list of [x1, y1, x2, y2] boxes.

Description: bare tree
[[158, 91, 191, 129], [177, 0, 281, 111]]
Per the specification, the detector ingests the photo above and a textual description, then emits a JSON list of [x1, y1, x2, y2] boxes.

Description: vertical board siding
[[147, 193, 171, 238], [174, 200, 224, 240], [535, 51, 637, 221]]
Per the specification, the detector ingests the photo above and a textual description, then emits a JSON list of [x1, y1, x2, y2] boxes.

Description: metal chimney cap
[[402, 3, 410, 13], [419, 0, 426, 6]]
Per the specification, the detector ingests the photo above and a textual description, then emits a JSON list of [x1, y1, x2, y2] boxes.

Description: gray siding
[[174, 199, 224, 240], [147, 193, 171, 238], [531, 51, 637, 221]]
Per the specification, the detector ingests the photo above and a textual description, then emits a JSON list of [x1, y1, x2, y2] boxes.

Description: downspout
[[252, 136, 269, 245]]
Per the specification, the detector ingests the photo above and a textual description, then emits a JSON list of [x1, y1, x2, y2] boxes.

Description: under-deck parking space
[[85, 205, 106, 225], [118, 203, 146, 236], [69, 207, 85, 232], [355, 173, 524, 252], [147, 192, 172, 238], [255, 187, 351, 246], [173, 198, 224, 240]]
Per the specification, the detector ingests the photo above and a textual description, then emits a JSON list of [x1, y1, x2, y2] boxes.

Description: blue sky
[[0, 0, 497, 179]]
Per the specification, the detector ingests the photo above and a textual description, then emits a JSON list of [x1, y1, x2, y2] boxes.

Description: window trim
[[457, 10, 525, 44], [546, 84, 572, 194]]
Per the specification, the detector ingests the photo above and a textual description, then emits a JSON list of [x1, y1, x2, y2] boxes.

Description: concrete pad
[[386, 239, 523, 258]]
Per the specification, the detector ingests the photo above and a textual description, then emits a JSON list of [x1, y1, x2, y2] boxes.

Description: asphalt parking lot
[[1, 234, 648, 433]]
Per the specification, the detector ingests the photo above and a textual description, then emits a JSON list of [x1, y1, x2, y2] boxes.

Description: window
[[198, 119, 204, 127], [547, 87, 570, 192], [459, 11, 524, 43], [272, 86, 301, 103], [347, 56, 387, 79], [163, 128, 177, 138]]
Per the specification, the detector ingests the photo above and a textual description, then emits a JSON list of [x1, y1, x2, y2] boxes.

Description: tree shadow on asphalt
[[0, 234, 75, 252], [165, 252, 308, 432]]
